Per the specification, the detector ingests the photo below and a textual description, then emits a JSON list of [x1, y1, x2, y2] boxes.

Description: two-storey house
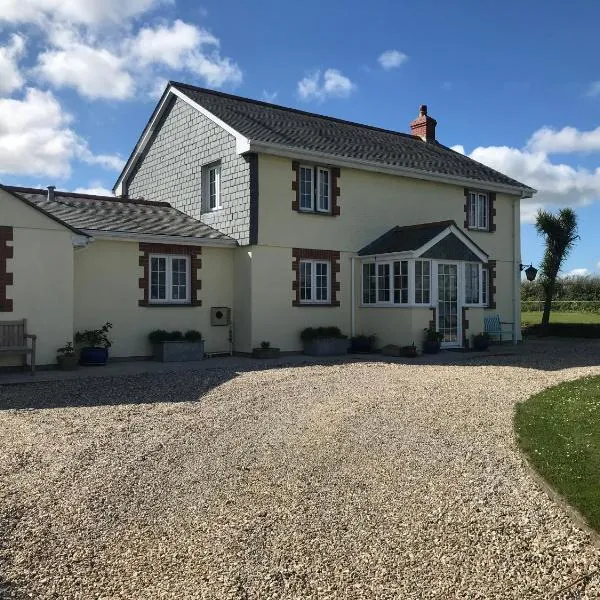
[[0, 82, 535, 367]]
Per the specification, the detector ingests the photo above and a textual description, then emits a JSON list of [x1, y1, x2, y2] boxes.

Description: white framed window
[[468, 191, 488, 230], [414, 260, 431, 304], [317, 167, 330, 212], [299, 165, 314, 210], [464, 262, 481, 305], [362, 260, 409, 305], [299, 260, 330, 304], [482, 267, 489, 307], [149, 255, 190, 304], [202, 163, 221, 211]]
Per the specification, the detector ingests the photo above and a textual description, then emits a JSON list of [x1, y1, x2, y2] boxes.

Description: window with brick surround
[[464, 189, 496, 232], [292, 248, 340, 306], [149, 255, 190, 304], [299, 260, 330, 303], [292, 162, 340, 216]]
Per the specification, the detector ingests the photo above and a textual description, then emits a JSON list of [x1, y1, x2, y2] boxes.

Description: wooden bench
[[484, 314, 513, 343], [0, 319, 37, 374]]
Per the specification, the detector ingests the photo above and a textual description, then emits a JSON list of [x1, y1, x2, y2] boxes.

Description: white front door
[[437, 263, 461, 347]]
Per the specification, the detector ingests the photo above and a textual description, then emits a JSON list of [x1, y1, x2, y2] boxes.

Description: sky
[[0, 0, 599, 276]]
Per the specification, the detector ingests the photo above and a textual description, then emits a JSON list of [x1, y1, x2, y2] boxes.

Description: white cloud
[[36, 37, 135, 100], [73, 185, 114, 196], [0, 0, 169, 25], [297, 68, 356, 101], [0, 34, 26, 94], [128, 19, 217, 68], [450, 144, 465, 155], [566, 268, 590, 277], [527, 125, 600, 154], [80, 152, 125, 171], [377, 49, 408, 70], [587, 81, 600, 97], [0, 88, 123, 178], [186, 51, 242, 87], [262, 90, 278, 103]]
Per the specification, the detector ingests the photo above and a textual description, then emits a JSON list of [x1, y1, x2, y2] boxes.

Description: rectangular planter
[[303, 337, 349, 357], [153, 340, 205, 362]]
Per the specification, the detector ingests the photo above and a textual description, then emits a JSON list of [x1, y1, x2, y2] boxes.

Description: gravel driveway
[[1, 341, 599, 599]]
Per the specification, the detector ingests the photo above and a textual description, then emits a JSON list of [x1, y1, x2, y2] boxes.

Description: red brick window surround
[[0, 226, 14, 312], [138, 243, 202, 307], [464, 189, 496, 232], [292, 248, 340, 307], [292, 161, 340, 216]]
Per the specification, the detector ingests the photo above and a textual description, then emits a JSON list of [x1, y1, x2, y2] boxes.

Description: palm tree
[[535, 208, 579, 327]]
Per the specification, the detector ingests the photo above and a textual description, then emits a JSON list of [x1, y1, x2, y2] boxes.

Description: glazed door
[[437, 263, 461, 347]]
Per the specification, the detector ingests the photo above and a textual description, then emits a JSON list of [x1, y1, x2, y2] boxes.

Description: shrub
[[423, 327, 444, 343], [350, 334, 376, 353], [57, 342, 75, 357], [184, 330, 202, 342], [75, 322, 112, 348], [523, 323, 600, 338], [300, 326, 347, 343]]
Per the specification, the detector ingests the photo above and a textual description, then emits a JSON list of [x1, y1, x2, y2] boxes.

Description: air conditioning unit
[[210, 306, 231, 326]]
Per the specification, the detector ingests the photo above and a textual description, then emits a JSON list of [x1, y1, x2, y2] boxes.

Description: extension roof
[[3, 186, 235, 244], [114, 81, 536, 196]]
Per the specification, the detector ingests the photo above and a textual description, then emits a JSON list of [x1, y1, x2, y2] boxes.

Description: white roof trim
[[414, 223, 488, 262], [113, 84, 250, 195], [249, 141, 535, 198], [81, 229, 237, 247]]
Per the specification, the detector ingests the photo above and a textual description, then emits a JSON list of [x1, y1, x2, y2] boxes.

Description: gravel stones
[[1, 340, 599, 599]]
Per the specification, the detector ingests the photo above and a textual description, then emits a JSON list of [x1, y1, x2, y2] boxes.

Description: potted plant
[[422, 327, 444, 354], [472, 332, 491, 351], [149, 329, 204, 362], [75, 322, 112, 365], [401, 343, 418, 358], [252, 340, 281, 359], [350, 334, 376, 353], [56, 342, 78, 370], [300, 326, 349, 356]]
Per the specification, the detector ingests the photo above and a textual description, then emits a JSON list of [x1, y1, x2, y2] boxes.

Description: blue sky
[[1, 0, 599, 275]]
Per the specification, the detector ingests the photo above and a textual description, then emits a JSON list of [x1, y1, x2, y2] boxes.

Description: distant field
[[521, 311, 600, 326]]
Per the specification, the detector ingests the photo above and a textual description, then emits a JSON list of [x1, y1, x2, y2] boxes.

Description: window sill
[[139, 300, 202, 307], [293, 301, 340, 307], [360, 304, 433, 309], [467, 226, 491, 232], [296, 209, 334, 217]]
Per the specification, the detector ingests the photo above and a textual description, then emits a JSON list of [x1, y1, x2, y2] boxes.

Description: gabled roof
[[114, 81, 536, 196], [358, 221, 488, 263], [4, 187, 235, 245]]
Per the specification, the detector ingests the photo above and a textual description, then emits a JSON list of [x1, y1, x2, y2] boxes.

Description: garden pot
[[303, 337, 349, 357], [422, 340, 441, 354], [57, 355, 78, 370], [252, 347, 281, 359], [472, 335, 490, 351], [79, 347, 109, 365], [153, 340, 204, 362]]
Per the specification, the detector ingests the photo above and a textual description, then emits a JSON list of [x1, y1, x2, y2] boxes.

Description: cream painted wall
[[74, 240, 234, 357], [0, 189, 74, 366], [247, 245, 353, 352], [255, 154, 521, 343], [233, 247, 253, 353]]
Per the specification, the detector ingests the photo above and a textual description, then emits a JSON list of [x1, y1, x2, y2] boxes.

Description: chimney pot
[[47, 185, 56, 201], [410, 104, 437, 142]]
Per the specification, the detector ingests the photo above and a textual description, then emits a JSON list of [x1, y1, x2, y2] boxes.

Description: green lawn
[[515, 376, 600, 531], [521, 311, 600, 326]]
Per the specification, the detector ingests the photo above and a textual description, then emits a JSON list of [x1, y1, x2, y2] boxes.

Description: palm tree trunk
[[541, 277, 556, 327]]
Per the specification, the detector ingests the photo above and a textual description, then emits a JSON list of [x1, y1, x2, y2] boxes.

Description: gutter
[[248, 141, 536, 198], [81, 230, 238, 247]]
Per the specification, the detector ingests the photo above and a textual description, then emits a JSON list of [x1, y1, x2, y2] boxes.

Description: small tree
[[535, 208, 579, 327]]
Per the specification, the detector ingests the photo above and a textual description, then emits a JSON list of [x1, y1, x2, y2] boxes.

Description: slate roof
[[171, 82, 534, 193], [359, 221, 455, 255], [4, 186, 233, 242]]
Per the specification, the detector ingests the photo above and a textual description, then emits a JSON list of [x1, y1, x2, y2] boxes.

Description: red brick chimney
[[410, 104, 437, 142]]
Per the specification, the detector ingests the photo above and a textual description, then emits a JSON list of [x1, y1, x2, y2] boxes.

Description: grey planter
[[252, 347, 281, 359], [153, 340, 205, 362], [303, 337, 349, 357]]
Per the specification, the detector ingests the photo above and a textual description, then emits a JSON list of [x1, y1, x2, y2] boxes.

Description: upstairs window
[[202, 162, 221, 211], [149, 255, 190, 304], [298, 165, 331, 214], [468, 191, 488, 230]]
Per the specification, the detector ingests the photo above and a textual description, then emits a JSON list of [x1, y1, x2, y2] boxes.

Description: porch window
[[362, 260, 409, 305], [414, 260, 431, 304], [149, 255, 190, 304], [377, 263, 391, 302], [299, 259, 330, 303], [362, 262, 376, 304], [464, 262, 480, 305], [393, 261, 409, 304]]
